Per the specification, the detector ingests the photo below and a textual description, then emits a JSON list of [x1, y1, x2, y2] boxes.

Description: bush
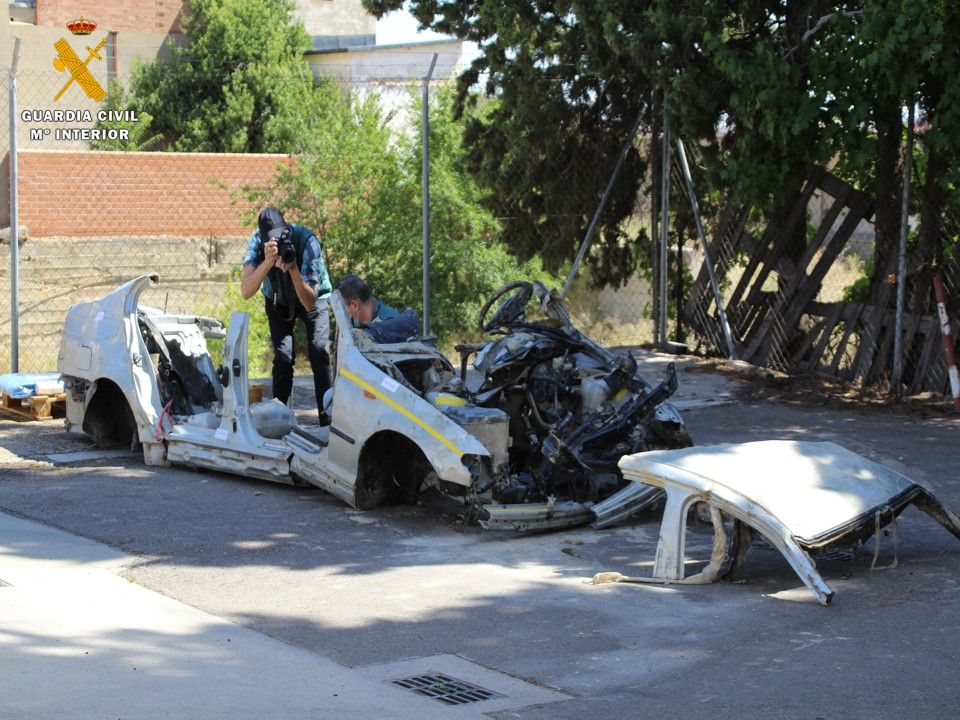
[[202, 268, 276, 377]]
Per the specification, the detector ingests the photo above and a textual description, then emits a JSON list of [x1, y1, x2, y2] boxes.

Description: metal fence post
[[8, 37, 21, 373], [422, 52, 438, 338], [676, 138, 736, 360], [893, 101, 915, 397], [650, 98, 660, 345], [658, 100, 670, 346], [561, 108, 644, 299]]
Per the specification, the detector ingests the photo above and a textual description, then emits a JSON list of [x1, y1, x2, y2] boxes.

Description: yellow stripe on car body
[[339, 368, 464, 457]]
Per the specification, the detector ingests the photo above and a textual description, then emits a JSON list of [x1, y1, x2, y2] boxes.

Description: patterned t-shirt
[[242, 223, 332, 306]]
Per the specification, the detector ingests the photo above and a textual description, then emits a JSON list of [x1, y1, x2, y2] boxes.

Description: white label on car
[[381, 377, 400, 393], [214, 428, 229, 441]]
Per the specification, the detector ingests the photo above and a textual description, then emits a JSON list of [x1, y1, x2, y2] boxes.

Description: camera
[[276, 226, 296, 265]]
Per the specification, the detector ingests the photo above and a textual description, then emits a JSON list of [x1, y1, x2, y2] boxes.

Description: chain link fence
[[0, 50, 252, 370], [0, 42, 660, 374], [0, 36, 955, 400], [0, 54, 371, 370]]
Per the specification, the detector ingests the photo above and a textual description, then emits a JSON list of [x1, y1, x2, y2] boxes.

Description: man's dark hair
[[338, 274, 371, 303]]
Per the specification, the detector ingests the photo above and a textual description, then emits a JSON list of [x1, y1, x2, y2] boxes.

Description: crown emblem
[[67, 17, 97, 35]]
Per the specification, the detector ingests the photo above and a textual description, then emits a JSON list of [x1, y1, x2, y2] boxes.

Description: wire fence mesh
[[0, 34, 956, 401], [0, 42, 660, 374], [3, 67, 249, 370]]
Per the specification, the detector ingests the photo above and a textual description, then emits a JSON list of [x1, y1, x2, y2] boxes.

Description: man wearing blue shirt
[[241, 207, 332, 424], [338, 274, 421, 344], [338, 274, 399, 327]]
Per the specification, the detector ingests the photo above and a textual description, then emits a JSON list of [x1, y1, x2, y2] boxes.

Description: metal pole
[[933, 270, 960, 412], [676, 138, 736, 360], [421, 52, 438, 338], [650, 103, 660, 345], [658, 101, 670, 345], [892, 101, 915, 397], [561, 107, 644, 299], [8, 37, 21, 373]]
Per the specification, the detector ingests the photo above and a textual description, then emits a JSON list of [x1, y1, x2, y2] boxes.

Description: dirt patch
[[683, 357, 960, 419]]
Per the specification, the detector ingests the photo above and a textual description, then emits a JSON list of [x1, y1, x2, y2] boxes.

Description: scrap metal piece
[[607, 441, 960, 606], [164, 312, 292, 483], [590, 482, 663, 529], [480, 501, 595, 532]]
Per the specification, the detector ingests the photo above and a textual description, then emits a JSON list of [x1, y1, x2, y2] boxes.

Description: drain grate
[[392, 673, 503, 706]]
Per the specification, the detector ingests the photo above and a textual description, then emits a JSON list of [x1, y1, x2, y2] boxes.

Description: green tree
[[241, 85, 552, 346], [828, 1, 960, 297], [364, 0, 960, 293], [363, 0, 841, 283], [125, 0, 318, 153], [366, 0, 652, 286]]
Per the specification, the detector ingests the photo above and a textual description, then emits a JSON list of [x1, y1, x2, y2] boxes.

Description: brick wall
[[18, 150, 294, 237], [36, 0, 187, 33]]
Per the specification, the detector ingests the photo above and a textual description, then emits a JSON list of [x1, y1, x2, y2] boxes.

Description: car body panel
[[481, 501, 596, 532], [58, 275, 494, 510], [294, 293, 495, 505], [610, 441, 960, 605], [59, 275, 164, 445], [163, 311, 292, 482]]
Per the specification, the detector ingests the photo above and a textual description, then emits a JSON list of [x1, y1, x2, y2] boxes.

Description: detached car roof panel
[[619, 440, 919, 545]]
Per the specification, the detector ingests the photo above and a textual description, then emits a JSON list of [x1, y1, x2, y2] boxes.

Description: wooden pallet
[[0, 392, 66, 421]]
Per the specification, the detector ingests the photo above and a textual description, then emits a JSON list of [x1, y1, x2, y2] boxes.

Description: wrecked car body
[[286, 309, 498, 510], [58, 275, 295, 481], [58, 275, 688, 530], [58, 277, 960, 598], [456, 281, 692, 529], [595, 441, 960, 605]]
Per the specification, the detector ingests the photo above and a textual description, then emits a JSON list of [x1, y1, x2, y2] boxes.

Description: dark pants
[[265, 299, 331, 422]]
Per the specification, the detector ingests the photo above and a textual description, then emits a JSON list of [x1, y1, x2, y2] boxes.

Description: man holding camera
[[240, 207, 332, 424]]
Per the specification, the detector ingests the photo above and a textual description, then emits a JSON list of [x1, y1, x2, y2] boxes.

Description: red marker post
[[933, 270, 960, 412]]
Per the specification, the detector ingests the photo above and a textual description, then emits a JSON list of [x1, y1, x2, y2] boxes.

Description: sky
[[373, 3, 481, 72], [375, 5, 454, 45]]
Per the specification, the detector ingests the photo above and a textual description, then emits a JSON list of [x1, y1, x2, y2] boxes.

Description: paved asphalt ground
[[1, 356, 959, 719]]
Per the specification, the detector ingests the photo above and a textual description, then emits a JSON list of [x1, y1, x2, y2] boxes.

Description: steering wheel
[[478, 281, 534, 332]]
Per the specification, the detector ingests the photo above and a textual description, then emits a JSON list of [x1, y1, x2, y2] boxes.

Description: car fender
[[326, 346, 490, 489], [58, 275, 162, 438]]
